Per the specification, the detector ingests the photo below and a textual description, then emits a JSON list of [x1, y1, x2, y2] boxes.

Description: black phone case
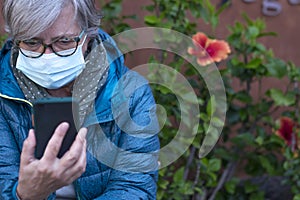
[[33, 97, 80, 159]]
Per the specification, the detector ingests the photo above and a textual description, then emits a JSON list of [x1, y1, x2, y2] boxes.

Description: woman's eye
[[22, 39, 41, 47], [57, 37, 73, 44]]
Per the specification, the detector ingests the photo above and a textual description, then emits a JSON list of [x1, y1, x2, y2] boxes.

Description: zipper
[[0, 93, 33, 107]]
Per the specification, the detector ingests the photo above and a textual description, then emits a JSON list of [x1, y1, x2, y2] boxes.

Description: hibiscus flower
[[188, 32, 231, 66], [275, 117, 299, 149]]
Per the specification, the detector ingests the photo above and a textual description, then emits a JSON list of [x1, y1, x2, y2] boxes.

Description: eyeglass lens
[[17, 31, 84, 58]]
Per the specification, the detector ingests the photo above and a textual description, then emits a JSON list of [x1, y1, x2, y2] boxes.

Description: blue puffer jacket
[[0, 29, 160, 199]]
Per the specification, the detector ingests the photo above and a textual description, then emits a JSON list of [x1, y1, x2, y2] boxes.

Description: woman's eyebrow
[[28, 33, 78, 42], [24, 37, 42, 41], [50, 33, 79, 41]]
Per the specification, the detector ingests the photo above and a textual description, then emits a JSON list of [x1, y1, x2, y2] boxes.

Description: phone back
[[33, 97, 79, 159]]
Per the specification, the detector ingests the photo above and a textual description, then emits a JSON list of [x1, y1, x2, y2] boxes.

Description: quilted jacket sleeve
[[0, 101, 22, 200], [96, 78, 160, 200]]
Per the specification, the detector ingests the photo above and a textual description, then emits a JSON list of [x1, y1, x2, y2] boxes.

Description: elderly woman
[[0, 0, 159, 199]]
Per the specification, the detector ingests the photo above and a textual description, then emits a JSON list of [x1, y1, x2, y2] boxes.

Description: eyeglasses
[[16, 30, 85, 58]]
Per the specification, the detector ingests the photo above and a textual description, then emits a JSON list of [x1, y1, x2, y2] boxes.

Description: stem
[[193, 159, 202, 188], [154, 0, 159, 17], [172, 2, 183, 25], [294, 80, 299, 114], [246, 77, 252, 94], [197, 189, 207, 200], [184, 146, 196, 180], [258, 78, 262, 99], [192, 159, 203, 200], [208, 161, 236, 200], [153, 1, 165, 64], [243, 52, 248, 65], [292, 81, 299, 152]]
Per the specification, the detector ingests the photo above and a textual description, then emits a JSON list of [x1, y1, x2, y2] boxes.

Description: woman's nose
[[44, 46, 54, 54]]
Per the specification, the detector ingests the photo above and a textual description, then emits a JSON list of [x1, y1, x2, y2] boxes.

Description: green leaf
[[226, 109, 240, 124], [173, 167, 184, 183], [258, 155, 275, 174], [269, 134, 285, 147], [231, 133, 255, 146], [158, 179, 169, 189], [258, 31, 277, 38], [207, 96, 216, 117], [211, 117, 225, 128], [244, 181, 258, 193], [268, 89, 296, 106], [235, 91, 253, 103], [156, 85, 172, 95], [265, 58, 287, 78], [245, 58, 262, 69], [194, 187, 203, 194], [181, 92, 199, 104], [208, 158, 222, 172], [293, 194, 300, 200], [225, 178, 239, 194], [144, 15, 160, 25], [250, 191, 265, 200], [247, 26, 259, 38], [255, 136, 264, 146], [144, 5, 155, 12], [239, 109, 248, 121]]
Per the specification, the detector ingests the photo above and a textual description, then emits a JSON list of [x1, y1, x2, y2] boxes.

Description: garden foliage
[[98, 1, 300, 199]]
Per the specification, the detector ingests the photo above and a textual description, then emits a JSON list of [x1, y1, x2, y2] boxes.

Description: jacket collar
[[0, 39, 26, 100]]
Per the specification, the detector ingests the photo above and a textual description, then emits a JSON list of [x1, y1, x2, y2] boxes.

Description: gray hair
[[2, 0, 102, 40]]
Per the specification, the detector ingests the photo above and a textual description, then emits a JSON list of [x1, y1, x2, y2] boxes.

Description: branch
[[184, 146, 196, 180], [208, 161, 236, 200], [193, 159, 202, 188], [196, 189, 207, 200], [193, 159, 203, 200]]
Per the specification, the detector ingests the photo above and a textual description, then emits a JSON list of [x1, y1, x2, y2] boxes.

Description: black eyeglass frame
[[15, 30, 86, 58]]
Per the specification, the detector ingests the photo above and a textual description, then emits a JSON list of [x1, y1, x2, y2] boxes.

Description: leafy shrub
[[99, 0, 300, 199]]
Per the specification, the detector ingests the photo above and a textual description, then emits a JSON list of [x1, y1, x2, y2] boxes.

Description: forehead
[[37, 3, 80, 40]]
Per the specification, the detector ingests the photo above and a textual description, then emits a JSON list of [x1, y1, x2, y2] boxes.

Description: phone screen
[[33, 97, 80, 159]]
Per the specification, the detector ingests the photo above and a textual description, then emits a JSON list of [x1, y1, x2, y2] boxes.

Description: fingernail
[[28, 129, 35, 138], [60, 122, 70, 131]]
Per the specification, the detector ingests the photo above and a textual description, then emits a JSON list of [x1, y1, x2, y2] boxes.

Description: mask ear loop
[[79, 34, 87, 48]]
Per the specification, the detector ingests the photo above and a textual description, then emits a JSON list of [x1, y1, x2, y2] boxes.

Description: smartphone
[[33, 97, 80, 159]]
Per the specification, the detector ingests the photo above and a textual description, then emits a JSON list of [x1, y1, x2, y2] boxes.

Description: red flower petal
[[187, 47, 198, 56], [192, 32, 209, 48], [197, 57, 214, 66], [206, 40, 231, 62], [276, 117, 295, 146], [188, 46, 214, 66], [188, 32, 231, 66]]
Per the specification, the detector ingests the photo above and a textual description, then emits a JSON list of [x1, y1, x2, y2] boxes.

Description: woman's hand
[[16, 122, 87, 200]]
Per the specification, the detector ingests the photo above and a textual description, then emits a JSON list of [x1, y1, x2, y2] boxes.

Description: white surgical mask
[[16, 36, 87, 89]]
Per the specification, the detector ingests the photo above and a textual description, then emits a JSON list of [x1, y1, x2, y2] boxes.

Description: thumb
[[20, 130, 36, 165]]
